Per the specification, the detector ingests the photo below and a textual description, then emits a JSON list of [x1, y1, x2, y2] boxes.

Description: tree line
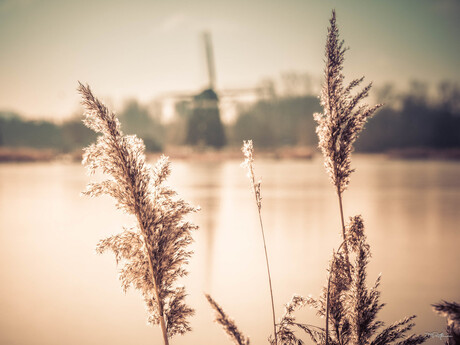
[[0, 81, 458, 153]]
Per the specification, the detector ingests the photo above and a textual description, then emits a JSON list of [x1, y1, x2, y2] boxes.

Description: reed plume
[[313, 9, 381, 343], [296, 10, 427, 345], [296, 216, 428, 345], [206, 294, 251, 345], [204, 10, 429, 345], [314, 9, 383, 255], [273, 295, 324, 345], [314, 9, 383, 196], [242, 139, 278, 345], [78, 82, 198, 345]]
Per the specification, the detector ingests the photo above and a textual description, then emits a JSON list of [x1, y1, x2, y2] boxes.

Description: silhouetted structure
[[184, 32, 226, 148], [186, 88, 226, 147]]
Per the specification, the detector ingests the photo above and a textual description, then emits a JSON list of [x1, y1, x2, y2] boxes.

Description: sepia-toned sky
[[1, 0, 459, 119]]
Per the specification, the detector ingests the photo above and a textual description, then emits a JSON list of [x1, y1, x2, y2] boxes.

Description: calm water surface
[[0, 156, 459, 345]]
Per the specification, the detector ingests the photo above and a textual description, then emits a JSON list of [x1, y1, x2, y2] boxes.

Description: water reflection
[[179, 161, 224, 291], [0, 157, 458, 345]]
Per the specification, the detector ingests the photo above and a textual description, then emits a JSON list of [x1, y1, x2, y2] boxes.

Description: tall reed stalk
[[239, 10, 429, 345], [78, 83, 198, 345], [313, 10, 382, 343], [205, 140, 279, 344], [79, 10, 433, 345], [242, 140, 277, 345]]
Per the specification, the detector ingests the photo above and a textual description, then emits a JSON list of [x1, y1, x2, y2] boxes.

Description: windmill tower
[[185, 32, 226, 148]]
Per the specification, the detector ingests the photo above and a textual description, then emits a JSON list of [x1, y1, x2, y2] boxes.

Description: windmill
[[185, 32, 226, 148], [161, 31, 262, 148]]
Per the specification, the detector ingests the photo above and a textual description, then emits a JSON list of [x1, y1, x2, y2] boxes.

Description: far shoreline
[[1, 146, 460, 163]]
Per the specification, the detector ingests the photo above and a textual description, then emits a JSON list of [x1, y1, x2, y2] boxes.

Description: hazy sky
[[1, 0, 459, 119]]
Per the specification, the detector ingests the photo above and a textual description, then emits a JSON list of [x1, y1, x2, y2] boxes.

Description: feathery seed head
[[300, 12, 424, 345], [315, 11, 383, 194], [78, 82, 198, 338], [345, 215, 367, 253], [241, 140, 262, 210], [206, 294, 251, 345]]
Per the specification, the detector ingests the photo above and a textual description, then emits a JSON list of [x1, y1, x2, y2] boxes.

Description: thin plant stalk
[[257, 209, 277, 345], [314, 10, 382, 345], [325, 241, 345, 345], [300, 11, 426, 345], [324, 186, 349, 345], [242, 140, 277, 345], [79, 83, 197, 345], [337, 189, 348, 255]]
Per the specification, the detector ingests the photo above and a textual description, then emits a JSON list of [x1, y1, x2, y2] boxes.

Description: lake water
[[0, 156, 459, 345]]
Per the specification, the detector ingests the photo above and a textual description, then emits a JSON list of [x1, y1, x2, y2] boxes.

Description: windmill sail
[[204, 31, 216, 90]]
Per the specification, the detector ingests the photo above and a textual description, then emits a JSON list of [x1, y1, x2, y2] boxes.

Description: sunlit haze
[[1, 0, 459, 119]]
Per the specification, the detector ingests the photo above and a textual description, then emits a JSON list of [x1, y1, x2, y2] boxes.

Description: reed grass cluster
[[298, 217, 428, 345], [79, 83, 198, 345], [314, 9, 383, 263], [298, 10, 427, 345], [206, 10, 428, 345], [80, 9, 443, 345]]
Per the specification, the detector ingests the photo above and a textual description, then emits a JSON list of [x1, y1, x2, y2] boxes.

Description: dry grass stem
[[242, 139, 278, 345], [77, 8, 433, 345], [314, 8, 383, 262], [78, 82, 198, 345], [313, 10, 383, 343], [297, 10, 427, 345]]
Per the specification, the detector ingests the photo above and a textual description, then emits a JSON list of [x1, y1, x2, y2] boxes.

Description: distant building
[[185, 88, 226, 148]]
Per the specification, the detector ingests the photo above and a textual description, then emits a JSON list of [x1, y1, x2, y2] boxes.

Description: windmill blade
[[219, 87, 264, 97], [157, 90, 195, 101], [203, 31, 216, 90]]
